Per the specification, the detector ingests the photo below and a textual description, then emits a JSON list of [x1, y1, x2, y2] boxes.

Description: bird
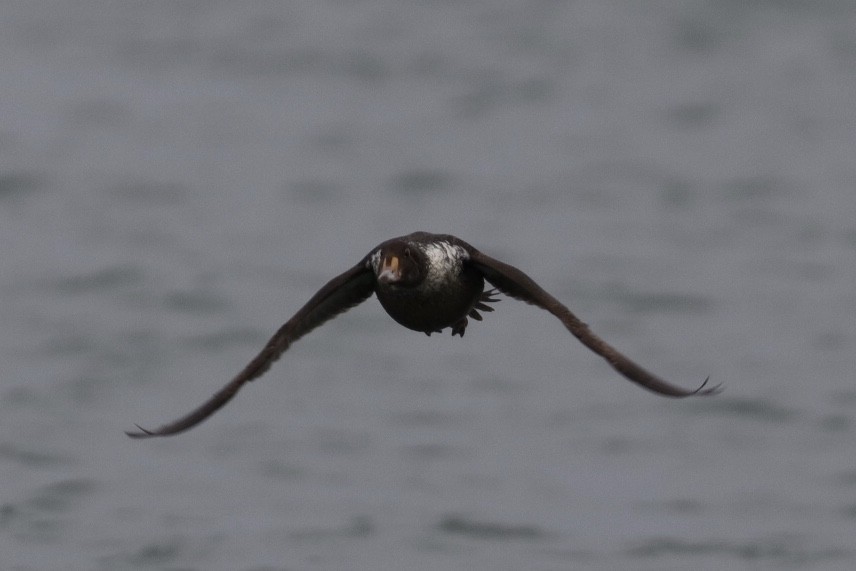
[[127, 231, 719, 438]]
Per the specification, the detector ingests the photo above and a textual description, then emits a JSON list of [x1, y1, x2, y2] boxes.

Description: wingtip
[[125, 424, 157, 439], [693, 376, 723, 396]]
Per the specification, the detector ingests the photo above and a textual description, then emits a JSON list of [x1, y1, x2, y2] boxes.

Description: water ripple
[[437, 514, 548, 541], [628, 536, 852, 565]]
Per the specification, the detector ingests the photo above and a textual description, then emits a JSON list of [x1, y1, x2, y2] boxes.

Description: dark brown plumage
[[127, 232, 719, 438]]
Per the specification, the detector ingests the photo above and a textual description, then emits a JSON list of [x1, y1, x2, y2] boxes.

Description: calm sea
[[1, 2, 855, 569]]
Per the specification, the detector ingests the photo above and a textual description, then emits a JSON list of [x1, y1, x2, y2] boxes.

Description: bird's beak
[[378, 255, 401, 284]]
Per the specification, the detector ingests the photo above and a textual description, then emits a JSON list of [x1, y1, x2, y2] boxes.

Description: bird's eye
[[404, 248, 411, 258]]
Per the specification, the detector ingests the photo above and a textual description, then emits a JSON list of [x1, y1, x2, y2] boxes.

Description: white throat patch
[[420, 241, 469, 289]]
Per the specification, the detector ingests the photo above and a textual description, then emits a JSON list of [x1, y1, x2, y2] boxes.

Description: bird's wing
[[468, 250, 719, 397], [127, 261, 376, 438]]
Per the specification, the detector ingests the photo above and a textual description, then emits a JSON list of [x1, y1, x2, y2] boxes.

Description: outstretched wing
[[468, 250, 719, 397], [127, 262, 376, 438]]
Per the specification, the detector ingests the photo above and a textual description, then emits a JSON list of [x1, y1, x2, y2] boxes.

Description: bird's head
[[376, 241, 425, 287]]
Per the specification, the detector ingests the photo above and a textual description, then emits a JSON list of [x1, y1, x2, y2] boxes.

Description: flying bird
[[127, 232, 718, 438]]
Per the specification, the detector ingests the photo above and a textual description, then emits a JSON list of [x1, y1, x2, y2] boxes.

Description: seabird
[[128, 231, 718, 438]]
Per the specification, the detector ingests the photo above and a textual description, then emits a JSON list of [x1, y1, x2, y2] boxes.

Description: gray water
[[2, 2, 855, 570]]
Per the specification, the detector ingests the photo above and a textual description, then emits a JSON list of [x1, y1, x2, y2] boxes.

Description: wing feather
[[468, 250, 719, 397], [127, 262, 376, 438]]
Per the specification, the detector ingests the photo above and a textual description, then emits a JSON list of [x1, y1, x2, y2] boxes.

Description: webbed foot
[[451, 318, 468, 337]]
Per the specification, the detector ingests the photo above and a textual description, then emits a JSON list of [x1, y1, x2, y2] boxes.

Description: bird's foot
[[451, 318, 468, 337]]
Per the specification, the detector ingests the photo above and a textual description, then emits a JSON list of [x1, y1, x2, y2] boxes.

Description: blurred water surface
[[1, 1, 855, 570]]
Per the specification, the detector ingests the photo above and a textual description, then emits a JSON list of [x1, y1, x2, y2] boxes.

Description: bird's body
[[371, 233, 492, 336], [128, 232, 719, 438]]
